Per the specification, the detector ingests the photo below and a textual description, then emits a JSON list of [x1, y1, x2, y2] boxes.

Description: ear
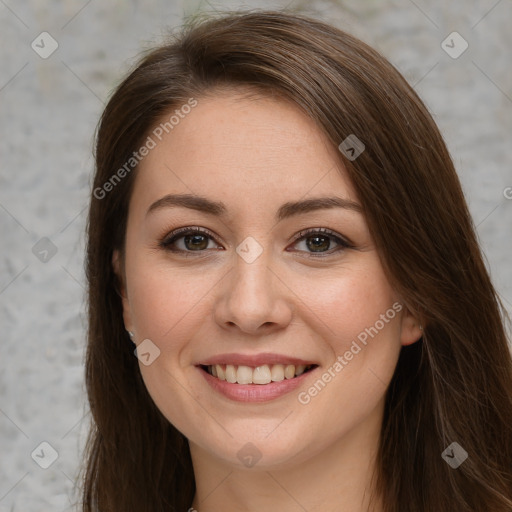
[[399, 306, 424, 346], [112, 249, 134, 333]]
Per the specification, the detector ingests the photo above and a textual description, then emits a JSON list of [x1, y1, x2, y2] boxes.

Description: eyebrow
[[146, 193, 362, 222]]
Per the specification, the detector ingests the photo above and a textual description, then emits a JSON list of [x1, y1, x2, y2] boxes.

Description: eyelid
[[159, 226, 221, 248], [292, 227, 353, 247]]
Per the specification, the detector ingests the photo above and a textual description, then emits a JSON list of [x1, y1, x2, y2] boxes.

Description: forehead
[[130, 90, 358, 219]]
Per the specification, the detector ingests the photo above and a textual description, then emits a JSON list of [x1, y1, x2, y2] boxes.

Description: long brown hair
[[81, 9, 512, 511]]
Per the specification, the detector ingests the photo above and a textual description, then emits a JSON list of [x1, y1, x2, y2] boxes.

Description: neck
[[189, 400, 385, 512]]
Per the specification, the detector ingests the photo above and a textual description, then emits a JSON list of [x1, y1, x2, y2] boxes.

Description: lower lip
[[198, 366, 317, 402]]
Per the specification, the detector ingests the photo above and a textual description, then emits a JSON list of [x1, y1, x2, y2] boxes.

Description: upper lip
[[197, 352, 317, 367]]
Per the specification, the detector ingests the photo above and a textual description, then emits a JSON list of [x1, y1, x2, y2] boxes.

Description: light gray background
[[1, 0, 511, 510]]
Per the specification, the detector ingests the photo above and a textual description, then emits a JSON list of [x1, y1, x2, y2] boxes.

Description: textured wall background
[[1, 0, 511, 510]]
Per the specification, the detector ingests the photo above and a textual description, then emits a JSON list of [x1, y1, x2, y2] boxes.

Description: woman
[[81, 9, 512, 512]]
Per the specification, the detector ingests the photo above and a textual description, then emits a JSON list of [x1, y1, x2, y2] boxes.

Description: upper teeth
[[207, 364, 312, 384]]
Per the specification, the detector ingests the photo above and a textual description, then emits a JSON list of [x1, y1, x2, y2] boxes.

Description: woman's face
[[114, 90, 421, 470]]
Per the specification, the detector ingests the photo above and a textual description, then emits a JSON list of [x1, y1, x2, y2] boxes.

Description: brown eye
[[159, 226, 352, 258], [159, 227, 222, 254], [289, 228, 352, 257]]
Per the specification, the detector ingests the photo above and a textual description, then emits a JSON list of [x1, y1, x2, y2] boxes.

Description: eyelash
[[158, 226, 353, 258]]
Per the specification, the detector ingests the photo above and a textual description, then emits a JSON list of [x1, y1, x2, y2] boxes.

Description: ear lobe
[[399, 307, 424, 346]]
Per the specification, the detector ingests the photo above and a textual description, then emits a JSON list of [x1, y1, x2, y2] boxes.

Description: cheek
[[124, 258, 214, 431], [126, 257, 215, 342], [292, 259, 402, 407], [293, 260, 399, 353], [290, 265, 401, 440]]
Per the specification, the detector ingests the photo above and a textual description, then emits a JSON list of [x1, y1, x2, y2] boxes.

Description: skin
[[113, 89, 422, 512]]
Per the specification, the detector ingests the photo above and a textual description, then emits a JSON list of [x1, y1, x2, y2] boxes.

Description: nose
[[214, 246, 293, 335]]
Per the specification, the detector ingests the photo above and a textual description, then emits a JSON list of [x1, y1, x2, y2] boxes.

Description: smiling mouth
[[199, 363, 318, 385]]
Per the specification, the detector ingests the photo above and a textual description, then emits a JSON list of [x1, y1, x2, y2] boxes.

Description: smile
[[201, 363, 317, 385], [197, 362, 320, 402]]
